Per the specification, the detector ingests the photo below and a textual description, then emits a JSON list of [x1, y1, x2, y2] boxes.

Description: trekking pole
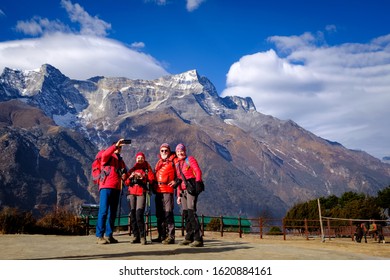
[[117, 179, 123, 227], [117, 169, 127, 228], [144, 169, 152, 241]]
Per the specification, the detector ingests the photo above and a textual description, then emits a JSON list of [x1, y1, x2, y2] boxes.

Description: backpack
[[91, 149, 111, 186]]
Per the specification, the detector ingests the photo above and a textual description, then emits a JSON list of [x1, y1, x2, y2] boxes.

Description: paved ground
[[0, 232, 389, 260]]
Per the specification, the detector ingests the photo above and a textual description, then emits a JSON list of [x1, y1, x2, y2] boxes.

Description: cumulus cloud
[[222, 33, 390, 159], [60, 0, 111, 36], [186, 0, 206, 12], [16, 17, 70, 36], [0, 0, 167, 81], [131, 42, 146, 49], [144, 0, 167, 6]]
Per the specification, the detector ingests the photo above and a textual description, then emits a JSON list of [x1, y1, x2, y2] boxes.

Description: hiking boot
[[189, 240, 203, 247], [130, 237, 140, 244], [179, 239, 192, 246], [96, 237, 108, 245], [151, 237, 163, 242], [162, 237, 175, 245], [140, 237, 147, 245], [105, 236, 118, 244]]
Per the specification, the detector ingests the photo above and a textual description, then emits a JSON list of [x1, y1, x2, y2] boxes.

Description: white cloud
[[0, 33, 168, 81], [60, 0, 111, 36], [144, 0, 167, 6], [131, 42, 146, 49], [222, 33, 390, 159], [16, 17, 70, 36], [186, 0, 206, 12], [0, 0, 167, 82]]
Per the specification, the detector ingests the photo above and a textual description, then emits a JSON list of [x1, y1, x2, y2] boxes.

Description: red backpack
[[91, 149, 111, 186]]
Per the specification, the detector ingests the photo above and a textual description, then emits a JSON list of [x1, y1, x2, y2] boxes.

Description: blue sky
[[0, 0, 390, 160]]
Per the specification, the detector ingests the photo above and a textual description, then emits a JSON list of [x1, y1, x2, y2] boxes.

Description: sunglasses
[[160, 149, 169, 153]]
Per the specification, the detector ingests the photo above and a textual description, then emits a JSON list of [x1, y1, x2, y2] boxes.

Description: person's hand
[[116, 138, 125, 147], [177, 197, 181, 205]]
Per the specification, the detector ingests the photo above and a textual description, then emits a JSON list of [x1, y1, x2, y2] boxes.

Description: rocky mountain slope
[[1, 64, 389, 218]]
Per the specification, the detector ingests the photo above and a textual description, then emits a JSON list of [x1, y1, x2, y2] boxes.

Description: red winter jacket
[[99, 144, 127, 190], [125, 161, 155, 196], [175, 156, 202, 196], [154, 153, 177, 194]]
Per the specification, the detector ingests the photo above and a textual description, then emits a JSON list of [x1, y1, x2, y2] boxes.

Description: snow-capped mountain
[[1, 64, 389, 218]]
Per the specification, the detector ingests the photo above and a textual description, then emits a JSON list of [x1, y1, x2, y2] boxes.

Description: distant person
[[369, 220, 377, 232], [174, 143, 204, 247], [153, 143, 177, 245], [125, 152, 155, 245], [96, 139, 127, 245]]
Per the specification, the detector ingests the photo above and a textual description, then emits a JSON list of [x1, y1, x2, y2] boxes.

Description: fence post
[[327, 219, 331, 240], [238, 216, 242, 238], [304, 218, 309, 240], [220, 215, 224, 237], [350, 219, 354, 241], [259, 217, 263, 239], [282, 218, 286, 240], [86, 216, 90, 235]]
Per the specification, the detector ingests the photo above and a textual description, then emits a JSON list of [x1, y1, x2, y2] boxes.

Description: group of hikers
[[354, 220, 385, 243], [94, 139, 205, 247]]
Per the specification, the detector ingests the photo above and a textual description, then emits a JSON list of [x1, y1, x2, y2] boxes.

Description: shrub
[[0, 206, 86, 235], [0, 207, 36, 234], [267, 226, 283, 235], [206, 217, 222, 231], [35, 207, 85, 235]]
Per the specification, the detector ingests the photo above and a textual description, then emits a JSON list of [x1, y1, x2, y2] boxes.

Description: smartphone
[[123, 139, 132, 144]]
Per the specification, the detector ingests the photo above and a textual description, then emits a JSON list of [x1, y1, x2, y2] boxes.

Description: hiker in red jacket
[[153, 143, 177, 245], [96, 139, 127, 245], [174, 143, 204, 247], [125, 152, 155, 245]]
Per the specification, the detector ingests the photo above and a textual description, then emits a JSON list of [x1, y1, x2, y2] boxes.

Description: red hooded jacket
[[126, 161, 155, 196], [99, 144, 127, 190], [175, 156, 202, 197]]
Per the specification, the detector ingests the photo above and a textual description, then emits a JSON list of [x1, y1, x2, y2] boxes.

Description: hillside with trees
[[285, 186, 390, 223]]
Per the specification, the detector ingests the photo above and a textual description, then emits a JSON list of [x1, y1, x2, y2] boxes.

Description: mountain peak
[[161, 69, 200, 85]]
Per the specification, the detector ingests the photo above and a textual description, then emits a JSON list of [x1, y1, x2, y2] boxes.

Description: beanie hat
[[175, 143, 186, 152], [135, 152, 145, 160], [160, 143, 171, 150]]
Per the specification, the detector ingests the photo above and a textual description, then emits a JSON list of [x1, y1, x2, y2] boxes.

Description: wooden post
[[350, 219, 354, 241], [327, 219, 331, 241], [282, 218, 286, 240], [86, 216, 90, 235], [238, 216, 242, 238], [220, 215, 224, 237], [259, 217, 263, 239], [304, 218, 309, 240], [317, 199, 325, 242]]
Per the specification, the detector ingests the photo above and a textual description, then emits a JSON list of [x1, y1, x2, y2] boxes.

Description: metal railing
[[82, 214, 389, 242]]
